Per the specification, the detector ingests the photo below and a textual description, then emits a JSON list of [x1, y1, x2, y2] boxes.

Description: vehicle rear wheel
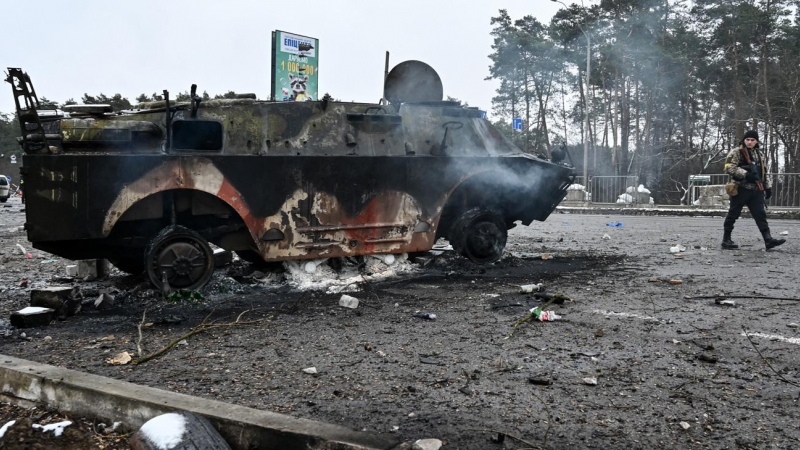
[[108, 255, 145, 275], [449, 207, 507, 264], [146, 225, 215, 290]]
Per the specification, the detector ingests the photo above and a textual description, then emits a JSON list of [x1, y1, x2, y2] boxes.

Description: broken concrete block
[[94, 293, 115, 310], [213, 248, 232, 268], [65, 264, 78, 277], [10, 307, 56, 328], [30, 286, 81, 317], [77, 259, 109, 279]]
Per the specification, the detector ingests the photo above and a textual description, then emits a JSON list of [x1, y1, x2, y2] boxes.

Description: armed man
[[721, 130, 785, 250]]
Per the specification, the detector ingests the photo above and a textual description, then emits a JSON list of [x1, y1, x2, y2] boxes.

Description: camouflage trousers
[[724, 188, 769, 235]]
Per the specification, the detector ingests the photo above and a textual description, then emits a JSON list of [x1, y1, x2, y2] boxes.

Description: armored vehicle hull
[[7, 65, 573, 290]]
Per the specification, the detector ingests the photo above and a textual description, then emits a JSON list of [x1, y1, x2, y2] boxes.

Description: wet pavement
[[1, 195, 799, 449]]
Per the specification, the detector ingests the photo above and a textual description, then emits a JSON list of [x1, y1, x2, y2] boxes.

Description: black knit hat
[[743, 130, 759, 141]]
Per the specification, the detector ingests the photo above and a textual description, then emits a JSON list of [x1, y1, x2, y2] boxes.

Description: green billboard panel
[[271, 30, 319, 102]]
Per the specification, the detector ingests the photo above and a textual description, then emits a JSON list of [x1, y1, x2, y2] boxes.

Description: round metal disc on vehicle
[[146, 225, 215, 291], [450, 208, 508, 264], [384, 61, 443, 104]]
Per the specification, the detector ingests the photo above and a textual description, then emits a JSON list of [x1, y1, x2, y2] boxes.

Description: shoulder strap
[[740, 146, 752, 164]]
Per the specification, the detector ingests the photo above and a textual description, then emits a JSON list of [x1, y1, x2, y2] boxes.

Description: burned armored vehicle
[[6, 62, 573, 290]]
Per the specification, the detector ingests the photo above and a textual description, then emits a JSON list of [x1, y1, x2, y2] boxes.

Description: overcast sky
[[1, 0, 564, 117]]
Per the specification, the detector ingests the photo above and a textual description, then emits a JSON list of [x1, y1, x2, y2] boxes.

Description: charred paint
[[9, 65, 573, 269]]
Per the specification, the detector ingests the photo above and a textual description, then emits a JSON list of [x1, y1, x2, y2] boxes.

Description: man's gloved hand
[[765, 188, 772, 199], [745, 171, 757, 182]]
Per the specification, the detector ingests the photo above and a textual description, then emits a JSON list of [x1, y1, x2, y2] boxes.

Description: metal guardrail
[[566, 173, 800, 208], [688, 173, 800, 208], [568, 175, 642, 205], [591, 176, 640, 204]]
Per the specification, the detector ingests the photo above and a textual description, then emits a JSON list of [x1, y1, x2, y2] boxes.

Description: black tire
[[146, 225, 215, 291], [108, 255, 145, 275], [449, 207, 508, 264]]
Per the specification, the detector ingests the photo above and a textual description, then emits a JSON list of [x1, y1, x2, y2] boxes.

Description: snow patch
[[567, 183, 586, 191], [283, 254, 416, 293], [32, 420, 72, 437], [16, 307, 54, 315], [139, 413, 187, 450], [741, 332, 800, 346], [0, 420, 16, 438], [592, 309, 675, 323]]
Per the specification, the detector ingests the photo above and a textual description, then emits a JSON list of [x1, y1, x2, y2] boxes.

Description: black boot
[[721, 230, 738, 250], [763, 231, 786, 250]]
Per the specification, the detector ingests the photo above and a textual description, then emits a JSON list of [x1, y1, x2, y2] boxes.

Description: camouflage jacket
[[724, 145, 771, 190]]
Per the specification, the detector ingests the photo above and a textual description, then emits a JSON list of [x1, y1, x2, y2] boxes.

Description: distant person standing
[[721, 130, 785, 250]]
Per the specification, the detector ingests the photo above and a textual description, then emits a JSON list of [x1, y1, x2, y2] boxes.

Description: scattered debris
[[679, 421, 691, 430], [412, 312, 437, 320], [788, 323, 799, 329], [669, 279, 683, 285], [30, 286, 81, 317], [780, 230, 789, 235], [670, 244, 686, 253], [541, 253, 553, 260], [302, 367, 318, 375], [582, 377, 598, 386], [528, 376, 552, 386], [715, 299, 736, 306], [339, 294, 359, 309], [77, 259, 109, 280], [212, 248, 233, 268], [519, 283, 544, 293], [606, 222, 623, 227], [10, 306, 56, 328], [602, 234, 611, 240], [106, 351, 132, 365], [94, 292, 115, 310], [65, 264, 78, 277]]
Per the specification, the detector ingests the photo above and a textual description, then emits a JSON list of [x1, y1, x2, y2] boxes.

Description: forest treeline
[[488, 0, 800, 203], [4, 1, 800, 203]]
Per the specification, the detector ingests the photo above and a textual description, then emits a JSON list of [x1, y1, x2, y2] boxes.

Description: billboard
[[271, 30, 319, 102]]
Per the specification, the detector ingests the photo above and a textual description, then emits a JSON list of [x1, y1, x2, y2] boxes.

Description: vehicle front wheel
[[449, 208, 508, 264], [146, 225, 215, 291]]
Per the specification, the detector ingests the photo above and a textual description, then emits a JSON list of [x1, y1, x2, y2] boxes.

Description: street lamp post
[[552, 0, 591, 187]]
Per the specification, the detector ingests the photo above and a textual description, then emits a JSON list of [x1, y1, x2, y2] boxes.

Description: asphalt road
[[1, 199, 799, 449]]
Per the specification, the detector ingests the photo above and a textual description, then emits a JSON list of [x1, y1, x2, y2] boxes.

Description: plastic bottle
[[520, 283, 544, 293]]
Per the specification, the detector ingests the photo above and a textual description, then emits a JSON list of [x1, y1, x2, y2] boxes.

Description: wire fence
[[688, 173, 800, 208]]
